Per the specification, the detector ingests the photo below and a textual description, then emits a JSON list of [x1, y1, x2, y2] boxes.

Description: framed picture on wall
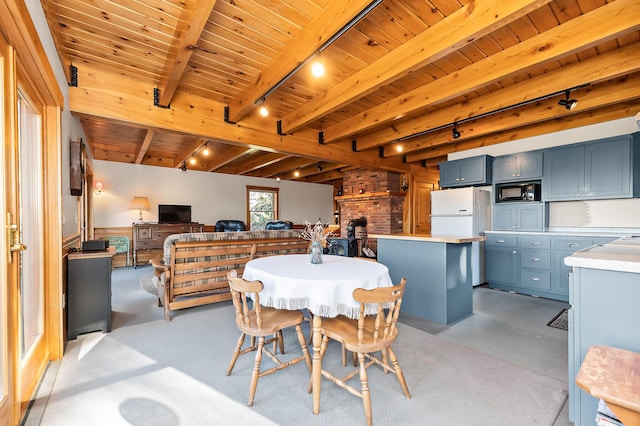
[[70, 139, 83, 196]]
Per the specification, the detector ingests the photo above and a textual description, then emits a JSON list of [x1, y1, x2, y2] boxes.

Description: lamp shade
[[130, 196, 150, 210]]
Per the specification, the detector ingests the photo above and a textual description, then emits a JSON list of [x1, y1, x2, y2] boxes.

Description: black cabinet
[[67, 248, 115, 340]]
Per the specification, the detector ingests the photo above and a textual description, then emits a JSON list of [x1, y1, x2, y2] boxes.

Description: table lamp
[[130, 196, 150, 223]]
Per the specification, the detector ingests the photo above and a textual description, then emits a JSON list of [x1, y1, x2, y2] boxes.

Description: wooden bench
[[151, 236, 310, 321]]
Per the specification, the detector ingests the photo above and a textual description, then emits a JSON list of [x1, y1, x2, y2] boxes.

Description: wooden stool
[[576, 345, 640, 426]]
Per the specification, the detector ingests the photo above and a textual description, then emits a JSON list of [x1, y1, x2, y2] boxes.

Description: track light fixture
[[180, 162, 187, 171], [452, 123, 461, 139], [250, 0, 382, 114], [558, 90, 578, 110], [317, 163, 323, 172], [276, 174, 281, 181]]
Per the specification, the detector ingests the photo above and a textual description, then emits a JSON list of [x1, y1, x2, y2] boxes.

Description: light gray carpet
[[40, 301, 568, 425], [139, 274, 157, 296]]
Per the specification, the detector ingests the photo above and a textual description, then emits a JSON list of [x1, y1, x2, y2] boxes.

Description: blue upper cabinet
[[542, 135, 637, 201], [439, 155, 493, 188], [493, 152, 543, 182]]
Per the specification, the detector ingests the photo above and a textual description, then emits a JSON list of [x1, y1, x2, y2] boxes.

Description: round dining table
[[242, 253, 393, 415]]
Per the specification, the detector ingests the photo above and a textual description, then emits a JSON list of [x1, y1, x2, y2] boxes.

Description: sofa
[[151, 229, 309, 321], [214, 219, 246, 232]]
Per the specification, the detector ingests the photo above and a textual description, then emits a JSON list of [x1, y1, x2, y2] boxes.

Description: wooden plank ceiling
[[41, 0, 640, 186]]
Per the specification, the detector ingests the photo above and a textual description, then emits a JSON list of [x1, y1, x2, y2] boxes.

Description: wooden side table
[[576, 345, 640, 426]]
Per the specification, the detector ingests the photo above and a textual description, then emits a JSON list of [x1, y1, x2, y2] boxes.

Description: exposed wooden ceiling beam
[[69, 65, 407, 173], [279, 0, 552, 133], [225, 0, 378, 123], [357, 42, 640, 153], [156, 0, 217, 107], [135, 129, 155, 164], [218, 152, 290, 175], [205, 145, 254, 172], [407, 102, 640, 163], [322, 0, 640, 143], [403, 76, 640, 162], [248, 157, 319, 178]]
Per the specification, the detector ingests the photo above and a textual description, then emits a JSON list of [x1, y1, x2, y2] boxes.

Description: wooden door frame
[[0, 0, 64, 423]]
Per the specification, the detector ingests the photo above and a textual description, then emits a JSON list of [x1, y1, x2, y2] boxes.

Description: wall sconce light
[[452, 123, 461, 139], [333, 210, 340, 225], [94, 181, 103, 194], [558, 89, 578, 110], [130, 196, 150, 223], [401, 177, 409, 191]]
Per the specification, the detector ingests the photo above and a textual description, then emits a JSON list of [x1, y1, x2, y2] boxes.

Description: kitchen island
[[564, 237, 640, 425], [371, 233, 485, 325]]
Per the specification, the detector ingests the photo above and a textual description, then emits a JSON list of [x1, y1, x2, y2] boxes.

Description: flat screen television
[[158, 204, 192, 224]]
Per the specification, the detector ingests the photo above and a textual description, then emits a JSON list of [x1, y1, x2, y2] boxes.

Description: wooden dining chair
[[315, 278, 411, 426], [226, 270, 312, 406]]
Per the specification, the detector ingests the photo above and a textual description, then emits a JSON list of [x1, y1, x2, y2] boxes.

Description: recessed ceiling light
[[311, 62, 325, 77]]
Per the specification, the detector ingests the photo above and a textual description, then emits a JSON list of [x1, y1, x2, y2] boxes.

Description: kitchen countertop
[[485, 227, 640, 238], [370, 233, 485, 244], [564, 236, 640, 273]]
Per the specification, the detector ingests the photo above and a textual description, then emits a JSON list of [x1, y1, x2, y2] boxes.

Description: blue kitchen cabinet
[[543, 135, 634, 201], [551, 236, 617, 297], [492, 203, 546, 231], [567, 265, 640, 425], [439, 155, 493, 188], [492, 152, 543, 182], [485, 233, 519, 287]]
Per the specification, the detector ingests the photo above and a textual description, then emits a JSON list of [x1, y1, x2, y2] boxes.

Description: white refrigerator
[[431, 187, 491, 286]]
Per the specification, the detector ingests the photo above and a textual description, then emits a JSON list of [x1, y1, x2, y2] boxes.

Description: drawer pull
[[568, 243, 578, 247], [497, 239, 506, 243], [530, 257, 540, 262], [530, 277, 540, 282], [512, 250, 517, 254], [531, 241, 540, 245]]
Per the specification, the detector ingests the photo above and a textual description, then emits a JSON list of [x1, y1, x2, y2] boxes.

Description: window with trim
[[247, 186, 279, 230]]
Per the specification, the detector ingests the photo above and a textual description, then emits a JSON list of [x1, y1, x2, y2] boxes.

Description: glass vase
[[310, 241, 323, 264]]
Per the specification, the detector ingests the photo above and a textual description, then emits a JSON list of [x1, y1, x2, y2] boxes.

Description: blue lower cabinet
[[377, 238, 473, 325]]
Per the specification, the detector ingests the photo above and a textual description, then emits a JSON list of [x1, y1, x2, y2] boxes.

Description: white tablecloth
[[242, 254, 393, 319]]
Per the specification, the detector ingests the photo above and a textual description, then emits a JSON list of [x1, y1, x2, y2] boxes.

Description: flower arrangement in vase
[[300, 220, 335, 264]]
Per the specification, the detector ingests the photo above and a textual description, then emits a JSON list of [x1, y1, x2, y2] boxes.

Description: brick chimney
[[336, 168, 406, 253]]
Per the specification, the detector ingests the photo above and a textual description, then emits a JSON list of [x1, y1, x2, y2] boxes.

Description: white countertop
[[485, 227, 639, 238], [370, 233, 485, 244], [565, 236, 640, 273]]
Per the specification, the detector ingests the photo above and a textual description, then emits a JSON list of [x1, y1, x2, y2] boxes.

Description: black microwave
[[495, 181, 541, 203]]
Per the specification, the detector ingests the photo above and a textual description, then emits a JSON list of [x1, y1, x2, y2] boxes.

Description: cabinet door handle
[[530, 277, 540, 282], [530, 257, 540, 261], [531, 241, 540, 245], [568, 243, 578, 247], [512, 250, 517, 254], [460, 177, 465, 181], [496, 239, 506, 243]]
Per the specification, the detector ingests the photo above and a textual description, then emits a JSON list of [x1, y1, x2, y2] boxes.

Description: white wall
[[448, 116, 640, 229], [93, 160, 334, 228], [26, 0, 87, 238]]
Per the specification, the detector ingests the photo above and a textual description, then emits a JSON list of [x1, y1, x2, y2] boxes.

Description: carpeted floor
[[547, 309, 568, 330], [37, 273, 569, 426]]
